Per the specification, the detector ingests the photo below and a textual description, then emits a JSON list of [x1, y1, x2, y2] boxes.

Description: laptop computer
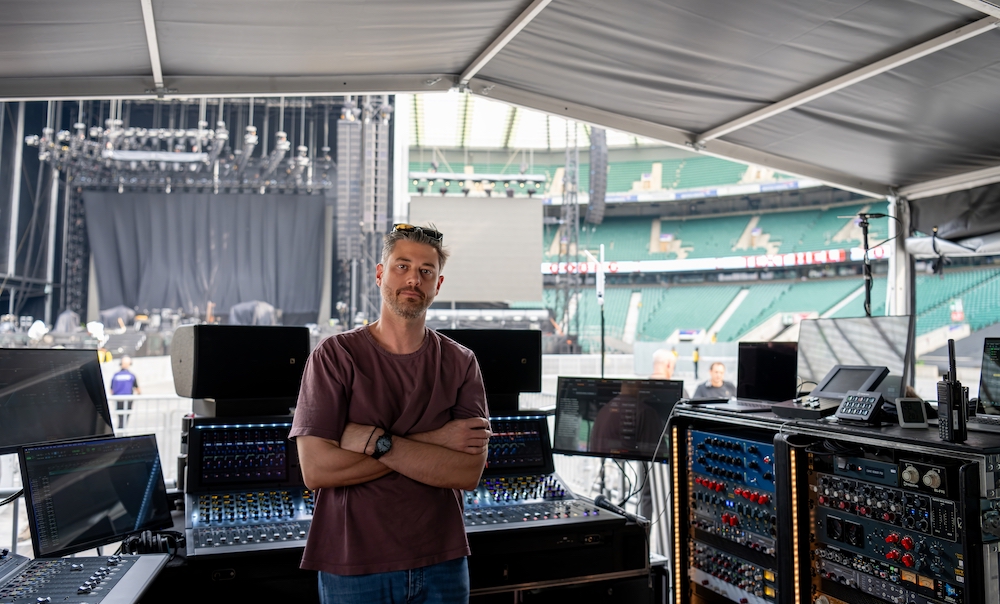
[[702, 342, 798, 413], [967, 338, 1000, 432]]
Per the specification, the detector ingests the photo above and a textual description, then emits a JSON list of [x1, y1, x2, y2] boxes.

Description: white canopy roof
[[2, 0, 1000, 199]]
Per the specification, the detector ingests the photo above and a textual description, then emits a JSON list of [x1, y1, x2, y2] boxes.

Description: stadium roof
[[412, 91, 661, 149], [2, 0, 1000, 202]]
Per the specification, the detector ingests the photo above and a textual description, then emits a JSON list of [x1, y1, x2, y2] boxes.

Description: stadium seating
[[916, 269, 1000, 333], [675, 157, 748, 190], [658, 215, 752, 259], [635, 285, 742, 341]]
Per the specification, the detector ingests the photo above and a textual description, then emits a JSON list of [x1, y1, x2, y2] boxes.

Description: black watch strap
[[371, 432, 393, 460]]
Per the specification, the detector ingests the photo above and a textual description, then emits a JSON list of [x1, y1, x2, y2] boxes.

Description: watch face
[[375, 433, 392, 455]]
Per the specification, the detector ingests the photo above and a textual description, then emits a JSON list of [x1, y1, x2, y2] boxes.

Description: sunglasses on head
[[392, 223, 443, 241]]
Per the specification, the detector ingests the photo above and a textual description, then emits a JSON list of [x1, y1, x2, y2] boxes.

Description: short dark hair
[[381, 223, 450, 270], [710, 362, 725, 371]]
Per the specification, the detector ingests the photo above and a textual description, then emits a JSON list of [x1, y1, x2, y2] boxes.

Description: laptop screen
[[20, 435, 172, 558], [979, 338, 1000, 415], [737, 341, 798, 402]]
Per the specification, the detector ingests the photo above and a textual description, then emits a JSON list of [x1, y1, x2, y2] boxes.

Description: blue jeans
[[318, 557, 469, 604]]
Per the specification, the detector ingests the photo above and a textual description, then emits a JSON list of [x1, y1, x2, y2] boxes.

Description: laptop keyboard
[[969, 415, 1000, 426]]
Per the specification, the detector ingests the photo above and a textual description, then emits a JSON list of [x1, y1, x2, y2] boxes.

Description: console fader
[[0, 549, 167, 604], [183, 416, 314, 556], [687, 429, 779, 604]]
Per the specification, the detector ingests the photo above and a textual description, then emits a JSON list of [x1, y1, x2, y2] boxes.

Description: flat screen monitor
[[797, 315, 913, 396], [737, 341, 798, 402], [185, 416, 304, 494], [483, 414, 554, 477], [552, 377, 684, 462], [0, 348, 115, 455], [438, 329, 542, 413], [20, 435, 172, 558], [978, 338, 1000, 415], [812, 365, 889, 400]]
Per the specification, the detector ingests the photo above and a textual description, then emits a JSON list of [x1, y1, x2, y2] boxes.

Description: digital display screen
[[553, 378, 683, 462], [823, 368, 883, 395], [899, 400, 926, 423], [20, 435, 172, 558], [0, 348, 114, 455], [484, 416, 552, 475], [979, 338, 1000, 415], [186, 417, 303, 493]]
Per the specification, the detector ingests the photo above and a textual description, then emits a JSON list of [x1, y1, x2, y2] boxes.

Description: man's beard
[[382, 282, 430, 319]]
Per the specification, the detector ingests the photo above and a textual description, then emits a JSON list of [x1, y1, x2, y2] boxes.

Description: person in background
[[650, 348, 677, 379], [109, 355, 141, 429], [693, 361, 736, 399]]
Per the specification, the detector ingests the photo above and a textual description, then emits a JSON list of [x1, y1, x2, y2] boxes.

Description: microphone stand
[[858, 213, 873, 317]]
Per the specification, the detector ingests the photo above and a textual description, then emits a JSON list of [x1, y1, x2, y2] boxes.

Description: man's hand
[[410, 417, 492, 455]]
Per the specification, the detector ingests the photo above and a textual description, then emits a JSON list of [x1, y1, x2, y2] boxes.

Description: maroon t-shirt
[[289, 326, 488, 575]]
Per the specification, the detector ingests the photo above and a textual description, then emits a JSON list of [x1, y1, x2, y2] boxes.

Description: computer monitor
[[737, 341, 798, 402], [19, 435, 173, 558], [437, 329, 542, 414], [0, 348, 115, 456], [797, 315, 913, 396], [978, 338, 1000, 415], [552, 377, 684, 462]]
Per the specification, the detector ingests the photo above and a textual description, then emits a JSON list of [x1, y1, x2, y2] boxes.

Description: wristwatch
[[371, 432, 393, 460]]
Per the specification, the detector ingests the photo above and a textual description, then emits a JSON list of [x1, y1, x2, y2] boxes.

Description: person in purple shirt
[[291, 223, 492, 603], [109, 355, 141, 429]]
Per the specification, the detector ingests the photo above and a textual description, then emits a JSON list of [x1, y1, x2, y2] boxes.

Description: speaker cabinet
[[171, 325, 310, 400]]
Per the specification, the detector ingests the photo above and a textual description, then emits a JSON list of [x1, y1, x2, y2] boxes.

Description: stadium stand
[[915, 269, 1000, 333], [635, 285, 742, 341], [657, 215, 752, 259], [578, 217, 655, 261], [675, 157, 749, 190]]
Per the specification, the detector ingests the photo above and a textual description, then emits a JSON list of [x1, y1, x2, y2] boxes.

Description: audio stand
[[858, 213, 873, 317]]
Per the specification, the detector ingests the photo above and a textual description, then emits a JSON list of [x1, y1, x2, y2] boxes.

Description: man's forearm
[[378, 436, 486, 491], [296, 435, 393, 489]]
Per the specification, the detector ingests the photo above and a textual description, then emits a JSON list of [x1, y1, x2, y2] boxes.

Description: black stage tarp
[[84, 192, 325, 326]]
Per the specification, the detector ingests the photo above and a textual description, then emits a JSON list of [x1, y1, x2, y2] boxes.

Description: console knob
[[901, 553, 915, 568], [900, 536, 914, 551], [901, 466, 920, 484], [922, 470, 941, 490]]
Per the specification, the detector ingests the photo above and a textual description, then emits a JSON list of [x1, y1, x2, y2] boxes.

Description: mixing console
[[185, 488, 314, 555], [463, 474, 612, 532], [0, 552, 167, 604], [184, 417, 315, 557]]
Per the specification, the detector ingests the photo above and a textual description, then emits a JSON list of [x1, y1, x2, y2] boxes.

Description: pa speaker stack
[[586, 127, 608, 225]]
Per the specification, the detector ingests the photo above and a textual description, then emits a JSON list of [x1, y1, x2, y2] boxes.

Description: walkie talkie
[[937, 339, 967, 443]]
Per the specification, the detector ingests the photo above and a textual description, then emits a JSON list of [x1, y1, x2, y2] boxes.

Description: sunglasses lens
[[392, 224, 443, 241]]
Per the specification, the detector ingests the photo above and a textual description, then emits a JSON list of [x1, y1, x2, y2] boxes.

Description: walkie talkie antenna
[[948, 339, 957, 383]]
